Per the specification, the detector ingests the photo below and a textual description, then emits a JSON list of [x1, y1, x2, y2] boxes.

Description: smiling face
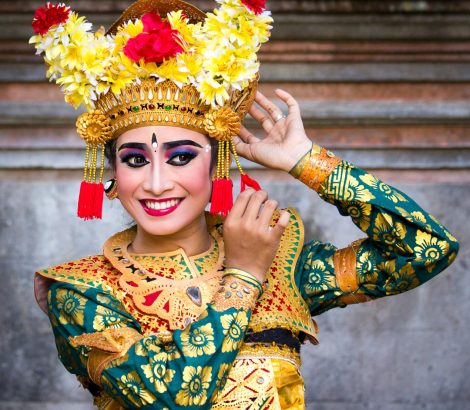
[[114, 125, 213, 237]]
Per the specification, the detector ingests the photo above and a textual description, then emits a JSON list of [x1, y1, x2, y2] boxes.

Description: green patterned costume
[[37, 151, 459, 409]]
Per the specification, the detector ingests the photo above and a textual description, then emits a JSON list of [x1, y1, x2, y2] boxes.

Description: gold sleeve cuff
[[70, 327, 143, 386], [212, 275, 260, 312], [290, 144, 342, 192], [334, 239, 371, 305]]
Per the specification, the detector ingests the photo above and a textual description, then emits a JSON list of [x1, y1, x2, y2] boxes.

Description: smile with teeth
[[144, 199, 182, 210]]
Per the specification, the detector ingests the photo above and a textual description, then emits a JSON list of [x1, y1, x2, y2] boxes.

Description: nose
[[142, 161, 175, 196]]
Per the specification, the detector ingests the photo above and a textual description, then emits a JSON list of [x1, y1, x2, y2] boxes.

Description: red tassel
[[241, 173, 262, 192], [77, 181, 104, 220], [210, 178, 233, 217]]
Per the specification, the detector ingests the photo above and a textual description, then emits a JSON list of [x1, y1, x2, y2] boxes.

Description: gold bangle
[[223, 268, 263, 294]]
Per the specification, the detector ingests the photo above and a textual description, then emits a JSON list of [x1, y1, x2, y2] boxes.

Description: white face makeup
[[115, 125, 213, 238]]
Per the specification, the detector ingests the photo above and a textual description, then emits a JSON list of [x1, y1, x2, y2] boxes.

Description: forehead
[[117, 126, 209, 145]]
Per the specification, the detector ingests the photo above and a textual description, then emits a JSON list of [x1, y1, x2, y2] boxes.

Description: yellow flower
[[167, 11, 201, 48], [119, 372, 156, 407], [55, 288, 86, 326], [220, 312, 248, 352], [154, 58, 190, 86], [197, 76, 230, 107], [181, 323, 216, 358], [414, 230, 449, 272], [141, 352, 175, 393], [204, 107, 241, 141], [175, 366, 212, 406]]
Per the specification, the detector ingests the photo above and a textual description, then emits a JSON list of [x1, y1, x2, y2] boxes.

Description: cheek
[[183, 156, 212, 195], [115, 164, 141, 197]]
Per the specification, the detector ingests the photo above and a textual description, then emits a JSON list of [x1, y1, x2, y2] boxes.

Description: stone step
[[1, 101, 469, 127], [5, 13, 470, 41]]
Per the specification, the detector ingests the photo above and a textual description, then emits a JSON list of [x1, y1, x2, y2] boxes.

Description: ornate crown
[[30, 0, 272, 219]]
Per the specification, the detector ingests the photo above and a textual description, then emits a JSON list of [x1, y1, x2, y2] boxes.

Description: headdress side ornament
[[30, 0, 273, 219]]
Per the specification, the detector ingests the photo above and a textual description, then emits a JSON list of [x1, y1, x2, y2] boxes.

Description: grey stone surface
[[0, 169, 467, 409]]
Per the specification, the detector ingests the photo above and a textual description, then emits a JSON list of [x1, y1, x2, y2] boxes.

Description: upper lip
[[141, 198, 182, 203]]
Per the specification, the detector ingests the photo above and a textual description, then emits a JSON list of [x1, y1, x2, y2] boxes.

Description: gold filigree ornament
[[204, 107, 241, 142], [76, 110, 113, 145], [75, 111, 114, 220]]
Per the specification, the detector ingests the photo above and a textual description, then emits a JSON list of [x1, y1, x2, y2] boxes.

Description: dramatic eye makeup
[[118, 143, 150, 168], [165, 147, 198, 166]]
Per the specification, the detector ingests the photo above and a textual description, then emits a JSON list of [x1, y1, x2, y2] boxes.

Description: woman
[[31, 0, 459, 409]]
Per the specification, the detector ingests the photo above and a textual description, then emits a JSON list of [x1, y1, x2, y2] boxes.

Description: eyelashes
[[166, 149, 198, 166], [119, 149, 198, 168], [119, 150, 150, 168]]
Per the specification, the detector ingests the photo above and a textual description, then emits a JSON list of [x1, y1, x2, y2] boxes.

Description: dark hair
[[104, 135, 219, 171]]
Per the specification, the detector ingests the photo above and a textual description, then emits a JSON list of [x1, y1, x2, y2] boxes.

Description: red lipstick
[[140, 198, 183, 217]]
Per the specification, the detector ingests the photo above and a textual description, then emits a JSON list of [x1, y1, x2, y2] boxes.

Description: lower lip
[[140, 200, 183, 217]]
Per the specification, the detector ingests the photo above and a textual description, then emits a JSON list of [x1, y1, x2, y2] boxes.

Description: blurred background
[[0, 0, 469, 409]]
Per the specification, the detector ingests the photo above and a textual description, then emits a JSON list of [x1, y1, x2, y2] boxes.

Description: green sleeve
[[48, 281, 252, 409], [295, 159, 459, 316]]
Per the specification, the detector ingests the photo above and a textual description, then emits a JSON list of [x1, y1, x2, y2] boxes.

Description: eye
[[167, 151, 197, 166], [120, 153, 149, 168]]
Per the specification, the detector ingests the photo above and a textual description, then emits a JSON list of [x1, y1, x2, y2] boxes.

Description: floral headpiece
[[30, 0, 273, 219]]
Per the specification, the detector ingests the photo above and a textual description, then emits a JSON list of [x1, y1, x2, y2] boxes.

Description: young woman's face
[[115, 126, 213, 236]]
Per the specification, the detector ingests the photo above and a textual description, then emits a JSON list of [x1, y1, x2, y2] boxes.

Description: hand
[[223, 189, 291, 283], [233, 89, 312, 172]]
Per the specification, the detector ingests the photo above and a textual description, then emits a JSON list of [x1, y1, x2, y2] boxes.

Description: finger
[[272, 210, 291, 237], [249, 104, 274, 132], [232, 136, 254, 161], [255, 91, 284, 121], [274, 89, 301, 117], [244, 190, 268, 221], [239, 125, 261, 144], [229, 188, 255, 220], [258, 199, 278, 229]]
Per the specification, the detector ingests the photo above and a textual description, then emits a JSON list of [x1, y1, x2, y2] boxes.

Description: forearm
[[293, 145, 459, 313], [50, 274, 262, 409]]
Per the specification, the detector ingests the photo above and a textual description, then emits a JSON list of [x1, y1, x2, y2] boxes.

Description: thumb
[[273, 210, 291, 237]]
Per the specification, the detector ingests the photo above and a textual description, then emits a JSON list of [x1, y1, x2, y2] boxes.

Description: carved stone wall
[[0, 1, 468, 409]]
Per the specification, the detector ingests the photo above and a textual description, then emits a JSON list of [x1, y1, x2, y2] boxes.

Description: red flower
[[32, 2, 71, 35], [123, 13, 183, 64], [241, 0, 266, 15]]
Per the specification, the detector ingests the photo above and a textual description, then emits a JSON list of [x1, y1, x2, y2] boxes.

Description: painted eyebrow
[[163, 140, 204, 149], [117, 142, 147, 152]]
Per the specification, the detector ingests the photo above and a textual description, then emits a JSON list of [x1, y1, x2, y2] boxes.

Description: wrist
[[289, 144, 342, 192], [283, 138, 313, 172]]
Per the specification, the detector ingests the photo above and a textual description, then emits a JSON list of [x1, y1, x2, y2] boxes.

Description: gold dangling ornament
[[76, 110, 113, 220], [204, 107, 261, 216]]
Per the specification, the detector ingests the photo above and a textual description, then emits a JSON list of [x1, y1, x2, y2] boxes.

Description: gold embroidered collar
[[103, 225, 225, 330]]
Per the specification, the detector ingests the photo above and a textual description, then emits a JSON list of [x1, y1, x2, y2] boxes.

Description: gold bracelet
[[223, 268, 263, 294], [289, 143, 342, 192]]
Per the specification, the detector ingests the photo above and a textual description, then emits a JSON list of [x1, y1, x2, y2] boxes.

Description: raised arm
[[291, 148, 459, 315], [233, 89, 459, 317]]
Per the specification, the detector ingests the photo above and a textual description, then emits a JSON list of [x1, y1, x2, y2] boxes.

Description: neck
[[128, 213, 211, 256]]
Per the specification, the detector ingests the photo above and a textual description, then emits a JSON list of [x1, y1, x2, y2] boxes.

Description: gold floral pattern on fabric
[[56, 287, 86, 326], [303, 259, 336, 294], [414, 230, 450, 273], [220, 312, 249, 353], [384, 263, 420, 295], [359, 174, 407, 203], [212, 358, 282, 409], [141, 352, 175, 393], [181, 323, 216, 357], [175, 365, 213, 406], [118, 371, 156, 408]]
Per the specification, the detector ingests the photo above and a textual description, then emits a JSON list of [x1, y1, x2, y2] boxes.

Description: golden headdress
[[30, 0, 273, 219]]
